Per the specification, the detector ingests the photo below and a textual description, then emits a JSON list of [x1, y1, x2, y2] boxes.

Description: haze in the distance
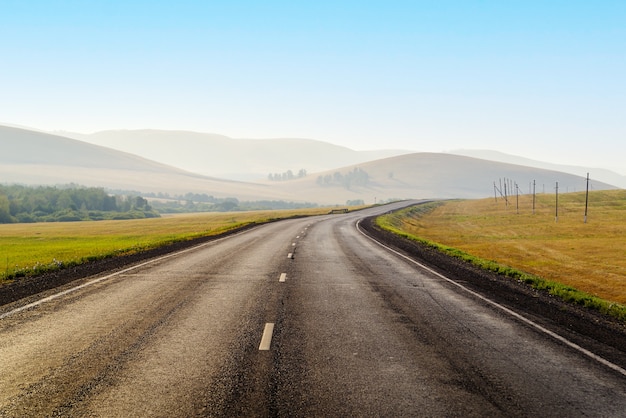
[[2, 1, 624, 174]]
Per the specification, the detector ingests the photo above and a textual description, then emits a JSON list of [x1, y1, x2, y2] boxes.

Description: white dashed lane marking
[[259, 323, 275, 351]]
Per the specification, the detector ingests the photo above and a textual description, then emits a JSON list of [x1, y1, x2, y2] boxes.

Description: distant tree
[[103, 195, 117, 211], [268, 169, 307, 181], [0, 195, 14, 223], [0, 185, 159, 223], [132, 196, 150, 210], [346, 199, 364, 206], [315, 168, 370, 189], [57, 191, 76, 211], [215, 198, 238, 211]]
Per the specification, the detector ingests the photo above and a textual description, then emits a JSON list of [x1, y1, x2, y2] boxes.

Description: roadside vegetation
[[0, 184, 158, 223], [377, 190, 626, 322], [0, 185, 322, 220], [0, 208, 332, 285], [148, 197, 320, 213]]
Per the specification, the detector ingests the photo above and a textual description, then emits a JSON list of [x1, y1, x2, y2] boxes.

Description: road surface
[[1, 202, 625, 417]]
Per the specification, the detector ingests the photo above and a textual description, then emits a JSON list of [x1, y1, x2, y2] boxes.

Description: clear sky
[[2, 1, 625, 173]]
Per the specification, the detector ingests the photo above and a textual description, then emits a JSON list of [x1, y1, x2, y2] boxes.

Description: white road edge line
[[259, 322, 275, 350], [356, 219, 626, 378], [279, 273, 287, 282], [0, 227, 258, 321]]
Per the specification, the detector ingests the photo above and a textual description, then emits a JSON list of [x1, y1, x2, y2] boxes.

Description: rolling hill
[[449, 149, 626, 189], [0, 126, 292, 201], [1, 125, 619, 205], [60, 129, 410, 181], [269, 153, 618, 204]]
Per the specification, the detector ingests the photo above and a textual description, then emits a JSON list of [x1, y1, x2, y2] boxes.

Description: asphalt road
[[1, 202, 625, 417]]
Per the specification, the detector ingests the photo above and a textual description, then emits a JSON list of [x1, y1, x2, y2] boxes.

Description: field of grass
[[377, 190, 626, 320], [0, 208, 335, 284]]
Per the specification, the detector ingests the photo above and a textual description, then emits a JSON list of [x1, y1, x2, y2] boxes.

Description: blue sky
[[2, 1, 625, 173]]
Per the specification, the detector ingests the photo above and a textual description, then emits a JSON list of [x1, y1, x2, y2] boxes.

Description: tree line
[[139, 192, 318, 213], [150, 198, 318, 213], [0, 184, 159, 223], [0, 184, 326, 223], [267, 169, 307, 181], [316, 168, 370, 189]]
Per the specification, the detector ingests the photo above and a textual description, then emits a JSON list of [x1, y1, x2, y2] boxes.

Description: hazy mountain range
[[1, 125, 621, 205], [59, 129, 409, 181], [60, 129, 626, 189]]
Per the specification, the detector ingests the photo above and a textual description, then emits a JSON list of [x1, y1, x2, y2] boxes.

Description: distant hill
[[60, 129, 410, 181], [1, 125, 618, 206], [449, 149, 626, 189], [0, 126, 292, 201], [269, 153, 619, 204]]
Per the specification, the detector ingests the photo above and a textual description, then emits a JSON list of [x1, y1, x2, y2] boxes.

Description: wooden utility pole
[[532, 180, 536, 215], [504, 181, 508, 207], [555, 181, 559, 223], [584, 172, 590, 223]]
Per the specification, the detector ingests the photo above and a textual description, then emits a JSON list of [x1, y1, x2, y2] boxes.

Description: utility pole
[[555, 181, 559, 223], [504, 180, 508, 208], [532, 180, 536, 215], [584, 173, 590, 223], [515, 183, 519, 214]]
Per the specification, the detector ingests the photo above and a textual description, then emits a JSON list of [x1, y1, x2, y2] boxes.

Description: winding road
[[1, 202, 625, 417]]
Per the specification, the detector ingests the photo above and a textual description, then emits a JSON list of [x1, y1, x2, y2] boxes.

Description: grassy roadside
[[0, 208, 335, 285], [376, 194, 626, 322]]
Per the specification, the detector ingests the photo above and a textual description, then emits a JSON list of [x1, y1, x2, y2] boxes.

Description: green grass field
[[377, 190, 626, 321], [0, 208, 333, 283]]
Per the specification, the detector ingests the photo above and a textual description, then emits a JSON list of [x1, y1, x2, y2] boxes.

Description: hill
[[61, 129, 409, 181], [449, 149, 626, 189], [0, 126, 292, 201], [1, 125, 618, 205], [270, 153, 619, 205]]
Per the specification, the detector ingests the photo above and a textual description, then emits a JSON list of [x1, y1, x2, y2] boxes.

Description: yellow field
[[0, 208, 334, 283], [383, 190, 626, 305]]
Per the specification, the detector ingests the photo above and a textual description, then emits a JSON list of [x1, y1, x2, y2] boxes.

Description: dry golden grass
[[390, 190, 626, 304]]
